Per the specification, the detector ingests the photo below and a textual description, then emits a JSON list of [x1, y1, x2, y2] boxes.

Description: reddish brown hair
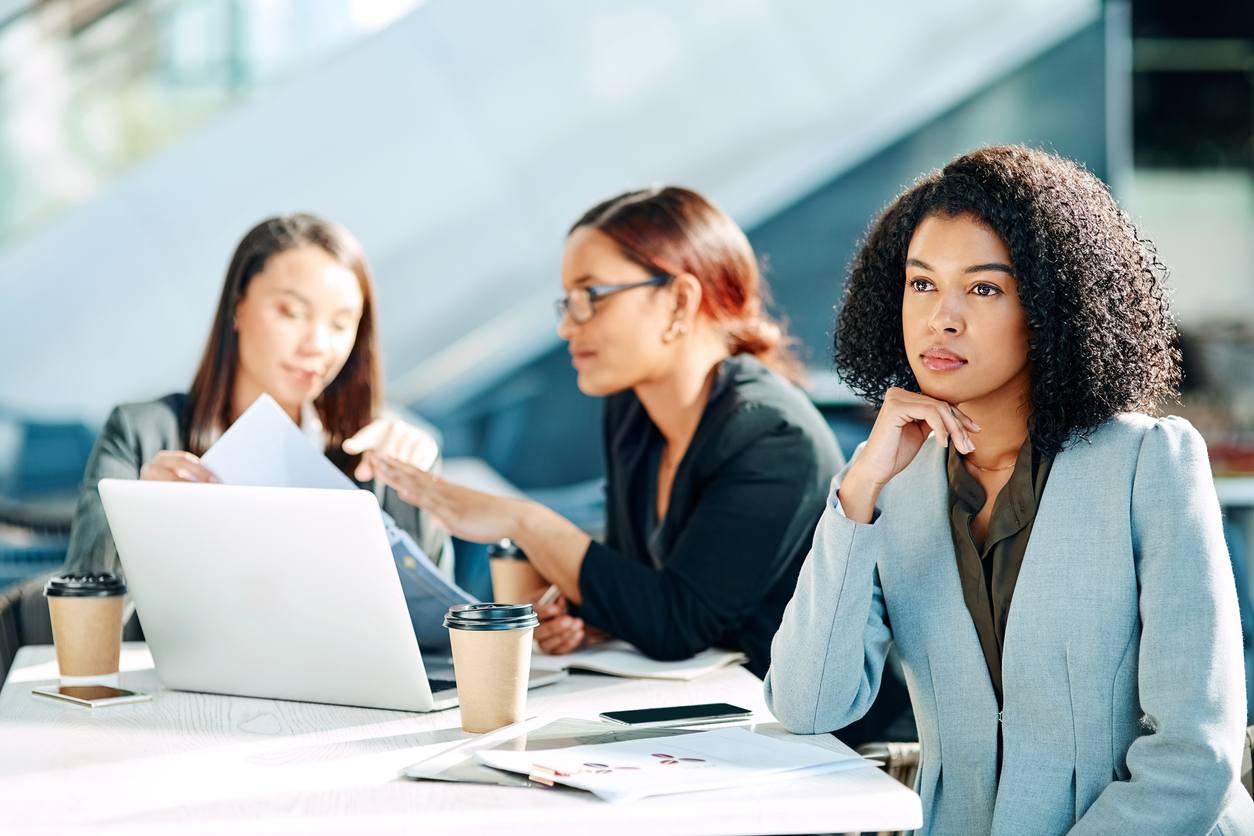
[[570, 186, 802, 383], [186, 213, 382, 469]]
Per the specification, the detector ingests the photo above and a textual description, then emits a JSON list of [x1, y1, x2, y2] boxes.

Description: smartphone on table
[[32, 685, 152, 708], [598, 702, 752, 728]]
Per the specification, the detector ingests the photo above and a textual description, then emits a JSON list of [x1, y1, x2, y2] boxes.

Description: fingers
[[142, 451, 219, 483], [533, 601, 567, 621], [376, 456, 454, 520], [536, 616, 585, 654], [354, 450, 376, 483], [932, 404, 973, 453], [916, 407, 954, 450], [374, 454, 431, 498], [342, 419, 389, 455], [344, 419, 439, 472], [952, 407, 981, 433], [884, 389, 975, 453]]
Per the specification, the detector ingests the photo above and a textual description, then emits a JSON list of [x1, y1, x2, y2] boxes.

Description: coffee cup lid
[[486, 539, 525, 559], [44, 574, 127, 598], [444, 602, 538, 631]]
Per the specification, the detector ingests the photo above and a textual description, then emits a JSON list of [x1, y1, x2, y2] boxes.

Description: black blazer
[[577, 355, 844, 677]]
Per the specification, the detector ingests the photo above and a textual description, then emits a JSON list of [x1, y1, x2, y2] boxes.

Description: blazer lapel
[[887, 439, 1000, 714]]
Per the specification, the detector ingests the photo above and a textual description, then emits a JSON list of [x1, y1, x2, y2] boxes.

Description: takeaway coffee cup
[[43, 574, 127, 682], [444, 603, 539, 733], [487, 539, 545, 604]]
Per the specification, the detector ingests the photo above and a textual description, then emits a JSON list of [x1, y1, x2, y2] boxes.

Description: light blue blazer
[[765, 414, 1254, 835]]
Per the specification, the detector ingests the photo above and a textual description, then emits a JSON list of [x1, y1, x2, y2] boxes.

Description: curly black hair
[[833, 145, 1181, 455]]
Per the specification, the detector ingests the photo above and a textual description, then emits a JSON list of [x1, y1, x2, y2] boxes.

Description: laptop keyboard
[[427, 677, 457, 694]]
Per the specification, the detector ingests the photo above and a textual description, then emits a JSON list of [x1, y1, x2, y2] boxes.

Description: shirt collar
[[948, 436, 1043, 547], [300, 400, 326, 447]]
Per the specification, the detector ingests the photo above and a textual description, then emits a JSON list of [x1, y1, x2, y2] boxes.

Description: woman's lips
[[569, 350, 597, 368], [920, 348, 968, 372], [284, 365, 321, 384]]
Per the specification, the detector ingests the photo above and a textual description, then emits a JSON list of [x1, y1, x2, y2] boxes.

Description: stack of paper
[[531, 640, 746, 681], [475, 726, 876, 802]]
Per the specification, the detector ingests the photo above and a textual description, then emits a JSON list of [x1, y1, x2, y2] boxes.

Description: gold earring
[[662, 320, 688, 343]]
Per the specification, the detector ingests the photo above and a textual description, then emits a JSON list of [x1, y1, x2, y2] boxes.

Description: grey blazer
[[765, 414, 1254, 835], [64, 393, 451, 576]]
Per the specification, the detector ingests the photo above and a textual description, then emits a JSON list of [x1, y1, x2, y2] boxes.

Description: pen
[[537, 584, 561, 607]]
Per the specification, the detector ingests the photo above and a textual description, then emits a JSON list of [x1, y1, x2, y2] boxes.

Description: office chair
[[0, 571, 55, 684]]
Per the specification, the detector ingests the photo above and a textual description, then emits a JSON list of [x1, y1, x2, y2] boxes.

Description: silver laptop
[[97, 479, 564, 712]]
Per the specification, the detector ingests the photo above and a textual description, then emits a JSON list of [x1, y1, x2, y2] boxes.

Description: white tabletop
[[0, 643, 921, 835]]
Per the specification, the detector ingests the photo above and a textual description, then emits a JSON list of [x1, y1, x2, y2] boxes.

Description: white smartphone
[[32, 685, 152, 708], [598, 702, 753, 728]]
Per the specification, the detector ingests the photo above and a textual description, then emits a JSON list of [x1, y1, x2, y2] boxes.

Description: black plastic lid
[[44, 574, 127, 598], [486, 538, 526, 560], [444, 602, 538, 632]]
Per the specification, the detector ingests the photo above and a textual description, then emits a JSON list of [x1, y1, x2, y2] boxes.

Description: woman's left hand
[[343, 418, 440, 482], [534, 597, 587, 655], [372, 454, 524, 543]]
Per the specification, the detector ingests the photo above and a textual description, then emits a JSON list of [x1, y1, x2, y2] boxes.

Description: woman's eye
[[909, 278, 933, 292], [278, 305, 298, 319], [972, 283, 1001, 297]]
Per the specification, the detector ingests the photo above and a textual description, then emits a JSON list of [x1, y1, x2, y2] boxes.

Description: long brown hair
[[570, 186, 802, 383], [186, 213, 382, 466]]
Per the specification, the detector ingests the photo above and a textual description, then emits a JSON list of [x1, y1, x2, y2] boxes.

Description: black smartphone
[[598, 702, 753, 728], [31, 685, 152, 708]]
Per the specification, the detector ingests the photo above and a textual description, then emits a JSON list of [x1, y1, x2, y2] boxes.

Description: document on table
[[531, 640, 746, 680], [403, 716, 707, 787], [475, 725, 877, 802], [201, 394, 476, 648]]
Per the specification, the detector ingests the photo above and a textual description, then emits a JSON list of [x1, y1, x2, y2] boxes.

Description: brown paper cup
[[489, 558, 546, 604], [448, 626, 534, 733], [47, 595, 125, 678]]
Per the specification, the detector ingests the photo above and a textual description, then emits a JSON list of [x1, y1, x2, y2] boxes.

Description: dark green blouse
[[947, 438, 1053, 707]]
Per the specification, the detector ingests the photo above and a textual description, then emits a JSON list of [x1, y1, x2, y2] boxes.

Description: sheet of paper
[[476, 726, 876, 802], [531, 640, 746, 680], [403, 716, 706, 787], [200, 393, 477, 650], [201, 394, 355, 490]]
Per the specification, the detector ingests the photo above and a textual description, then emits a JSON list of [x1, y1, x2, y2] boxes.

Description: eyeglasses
[[555, 274, 673, 324]]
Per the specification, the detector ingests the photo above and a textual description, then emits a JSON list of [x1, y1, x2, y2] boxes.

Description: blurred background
[[0, 0, 1251, 707]]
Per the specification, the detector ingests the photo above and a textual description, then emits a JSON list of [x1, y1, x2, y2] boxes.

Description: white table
[[0, 644, 921, 835]]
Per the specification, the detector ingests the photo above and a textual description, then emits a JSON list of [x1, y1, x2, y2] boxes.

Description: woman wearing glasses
[[368, 186, 842, 679]]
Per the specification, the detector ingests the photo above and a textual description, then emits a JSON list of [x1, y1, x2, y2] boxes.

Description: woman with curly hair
[[765, 146, 1253, 834]]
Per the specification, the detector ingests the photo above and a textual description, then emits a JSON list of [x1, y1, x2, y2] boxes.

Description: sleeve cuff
[[830, 489, 882, 525]]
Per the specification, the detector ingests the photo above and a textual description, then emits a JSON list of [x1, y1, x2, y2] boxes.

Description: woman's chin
[[915, 376, 979, 406], [575, 370, 626, 398], [262, 382, 310, 414]]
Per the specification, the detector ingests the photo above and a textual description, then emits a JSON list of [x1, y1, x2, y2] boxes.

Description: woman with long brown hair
[[366, 186, 842, 680], [65, 213, 450, 578]]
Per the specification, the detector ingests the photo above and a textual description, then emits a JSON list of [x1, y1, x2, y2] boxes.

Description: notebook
[[531, 641, 746, 681]]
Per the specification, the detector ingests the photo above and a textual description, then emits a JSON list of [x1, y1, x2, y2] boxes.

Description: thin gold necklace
[[965, 457, 1017, 473]]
